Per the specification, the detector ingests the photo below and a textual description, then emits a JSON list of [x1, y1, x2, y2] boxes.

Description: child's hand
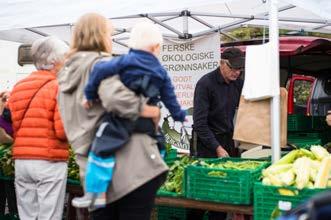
[[152, 111, 161, 131], [82, 99, 93, 109]]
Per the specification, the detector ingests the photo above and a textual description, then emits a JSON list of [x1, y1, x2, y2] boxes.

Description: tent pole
[[25, 28, 48, 37], [181, 10, 192, 39], [147, 16, 183, 37], [270, 0, 281, 163], [217, 5, 295, 31], [191, 28, 220, 38]]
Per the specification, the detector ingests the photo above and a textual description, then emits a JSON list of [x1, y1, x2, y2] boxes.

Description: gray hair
[[31, 37, 69, 70]]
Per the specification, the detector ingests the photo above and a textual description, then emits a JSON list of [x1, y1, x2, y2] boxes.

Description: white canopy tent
[[0, 0, 330, 46], [0, 0, 330, 162]]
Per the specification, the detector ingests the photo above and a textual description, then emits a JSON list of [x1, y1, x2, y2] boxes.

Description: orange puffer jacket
[[8, 70, 69, 161]]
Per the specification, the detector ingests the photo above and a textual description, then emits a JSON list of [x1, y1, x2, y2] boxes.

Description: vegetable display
[[203, 160, 265, 170], [160, 156, 266, 194], [67, 147, 80, 181], [160, 156, 200, 194], [0, 144, 14, 176], [262, 145, 331, 189], [0, 145, 80, 181]]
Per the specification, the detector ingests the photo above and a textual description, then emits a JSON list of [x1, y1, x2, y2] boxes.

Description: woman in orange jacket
[[8, 37, 69, 220]]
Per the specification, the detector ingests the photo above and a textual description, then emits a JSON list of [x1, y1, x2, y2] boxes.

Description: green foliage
[[293, 80, 312, 105], [68, 146, 80, 181], [0, 144, 80, 181], [221, 27, 331, 42], [161, 156, 200, 194], [0, 145, 14, 176]]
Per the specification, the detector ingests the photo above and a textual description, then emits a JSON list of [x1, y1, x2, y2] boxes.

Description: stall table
[[155, 196, 253, 215], [155, 196, 253, 220]]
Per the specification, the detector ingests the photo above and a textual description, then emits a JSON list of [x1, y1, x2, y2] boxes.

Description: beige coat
[[57, 51, 168, 202]]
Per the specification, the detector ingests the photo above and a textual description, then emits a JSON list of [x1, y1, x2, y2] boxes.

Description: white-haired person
[[76, 21, 186, 210], [8, 37, 69, 220]]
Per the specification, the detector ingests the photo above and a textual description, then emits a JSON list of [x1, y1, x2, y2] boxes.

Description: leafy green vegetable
[[67, 146, 80, 181], [161, 156, 200, 194], [0, 145, 14, 176], [204, 160, 265, 170]]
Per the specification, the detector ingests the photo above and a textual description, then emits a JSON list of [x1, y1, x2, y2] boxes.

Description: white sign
[[159, 33, 220, 153]]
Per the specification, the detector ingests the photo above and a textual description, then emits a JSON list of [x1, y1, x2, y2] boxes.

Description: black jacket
[[193, 68, 243, 157]]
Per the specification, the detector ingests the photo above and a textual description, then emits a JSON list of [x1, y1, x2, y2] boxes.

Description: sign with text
[[160, 33, 220, 153]]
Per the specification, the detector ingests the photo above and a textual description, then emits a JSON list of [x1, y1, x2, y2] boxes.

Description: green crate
[[288, 131, 331, 146], [0, 214, 19, 220], [253, 182, 331, 220], [67, 178, 81, 186], [185, 158, 269, 205], [287, 137, 322, 148], [311, 116, 329, 130], [287, 114, 312, 131], [0, 171, 13, 181], [156, 205, 186, 220], [156, 188, 182, 198]]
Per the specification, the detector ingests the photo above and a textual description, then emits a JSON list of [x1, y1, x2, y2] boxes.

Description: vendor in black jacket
[[188, 47, 244, 220], [192, 47, 244, 158]]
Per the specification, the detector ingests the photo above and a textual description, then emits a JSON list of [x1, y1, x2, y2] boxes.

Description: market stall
[[1, 0, 331, 219]]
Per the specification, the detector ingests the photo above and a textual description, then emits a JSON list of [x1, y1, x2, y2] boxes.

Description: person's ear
[[152, 44, 161, 55]]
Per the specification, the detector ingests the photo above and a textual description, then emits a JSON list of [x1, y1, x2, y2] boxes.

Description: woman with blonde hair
[[57, 13, 168, 220]]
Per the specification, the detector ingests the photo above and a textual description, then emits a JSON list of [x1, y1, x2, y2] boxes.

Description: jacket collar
[[32, 69, 56, 78], [214, 67, 227, 85]]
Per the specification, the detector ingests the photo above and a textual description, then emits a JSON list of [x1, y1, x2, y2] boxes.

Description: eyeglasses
[[225, 61, 243, 72]]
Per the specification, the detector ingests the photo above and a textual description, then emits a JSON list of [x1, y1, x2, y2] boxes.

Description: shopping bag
[[233, 88, 287, 147]]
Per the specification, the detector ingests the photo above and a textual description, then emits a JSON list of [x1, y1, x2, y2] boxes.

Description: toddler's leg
[[71, 192, 96, 208]]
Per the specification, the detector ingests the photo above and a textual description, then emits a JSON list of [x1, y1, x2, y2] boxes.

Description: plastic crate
[[185, 158, 269, 205], [253, 182, 331, 220], [311, 116, 329, 130], [158, 156, 187, 197], [67, 178, 81, 186], [0, 214, 19, 220], [287, 137, 322, 148], [287, 114, 312, 131], [156, 205, 186, 220], [156, 188, 182, 198], [155, 206, 208, 220], [288, 131, 331, 146]]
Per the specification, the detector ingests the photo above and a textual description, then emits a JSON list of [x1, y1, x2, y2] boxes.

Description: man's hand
[[216, 145, 229, 158], [152, 108, 161, 131], [326, 110, 331, 126]]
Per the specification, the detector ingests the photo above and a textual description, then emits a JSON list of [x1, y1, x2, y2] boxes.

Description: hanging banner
[[160, 32, 220, 153]]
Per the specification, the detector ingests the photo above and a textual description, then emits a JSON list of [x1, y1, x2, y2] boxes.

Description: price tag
[[278, 200, 292, 211]]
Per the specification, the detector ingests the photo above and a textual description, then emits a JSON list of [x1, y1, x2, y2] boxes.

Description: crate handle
[[206, 170, 227, 178], [277, 188, 299, 196]]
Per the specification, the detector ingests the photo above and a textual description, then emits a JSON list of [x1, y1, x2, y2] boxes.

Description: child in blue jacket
[[73, 22, 186, 208]]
